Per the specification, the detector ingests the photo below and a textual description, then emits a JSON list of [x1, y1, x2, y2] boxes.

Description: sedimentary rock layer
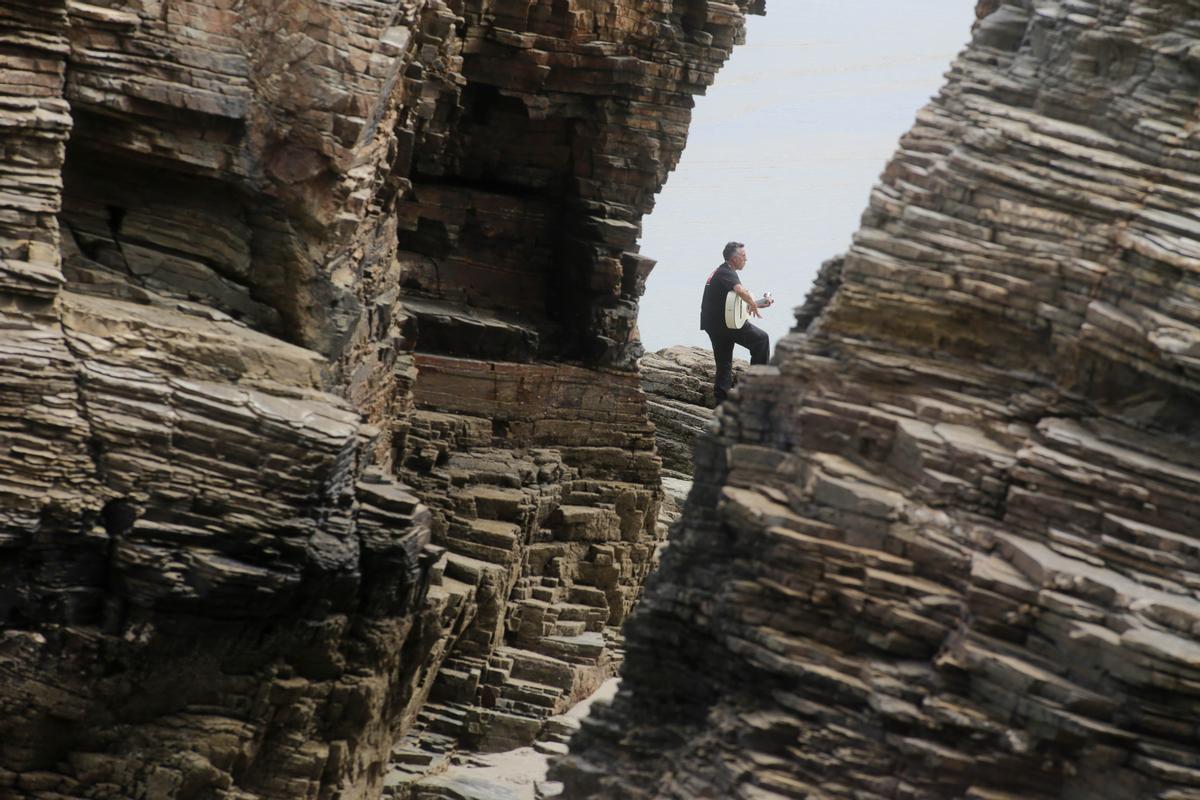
[[640, 345, 747, 479], [1, 1, 760, 797], [559, 2, 1200, 798]]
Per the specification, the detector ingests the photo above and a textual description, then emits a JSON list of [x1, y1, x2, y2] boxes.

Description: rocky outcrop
[[640, 345, 747, 479], [384, 361, 660, 777], [558, 2, 1200, 798], [640, 345, 747, 520], [0, 1, 760, 798]]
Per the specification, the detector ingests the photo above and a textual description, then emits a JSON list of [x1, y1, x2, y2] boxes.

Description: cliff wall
[[0, 1, 760, 798], [558, 2, 1200, 798]]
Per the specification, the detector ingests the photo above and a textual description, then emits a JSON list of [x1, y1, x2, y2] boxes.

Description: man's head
[[723, 241, 746, 270]]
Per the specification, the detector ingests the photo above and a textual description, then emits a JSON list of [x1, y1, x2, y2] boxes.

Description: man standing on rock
[[700, 241, 773, 405]]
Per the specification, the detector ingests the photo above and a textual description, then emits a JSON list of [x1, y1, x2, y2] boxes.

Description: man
[[700, 241, 773, 405]]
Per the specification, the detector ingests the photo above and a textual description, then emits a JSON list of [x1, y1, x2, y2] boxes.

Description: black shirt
[[700, 262, 741, 331]]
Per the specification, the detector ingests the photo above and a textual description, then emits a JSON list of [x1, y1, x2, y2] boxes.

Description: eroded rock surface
[[0, 1, 760, 798], [558, 2, 1200, 798], [640, 345, 748, 524], [640, 345, 747, 479]]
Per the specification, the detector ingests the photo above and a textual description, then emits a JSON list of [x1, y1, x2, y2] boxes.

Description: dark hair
[[722, 241, 744, 261]]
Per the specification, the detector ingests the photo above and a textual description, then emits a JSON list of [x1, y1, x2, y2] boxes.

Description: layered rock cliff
[[559, 2, 1200, 798], [640, 345, 747, 479], [0, 1, 761, 798], [640, 345, 747, 524]]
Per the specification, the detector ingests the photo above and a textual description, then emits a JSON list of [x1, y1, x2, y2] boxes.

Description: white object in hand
[[724, 291, 748, 329], [725, 290, 772, 329]]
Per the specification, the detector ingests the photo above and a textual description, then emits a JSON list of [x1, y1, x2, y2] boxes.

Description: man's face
[[730, 247, 747, 270]]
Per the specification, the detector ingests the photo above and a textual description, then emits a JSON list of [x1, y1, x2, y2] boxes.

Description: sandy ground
[[566, 676, 620, 719], [413, 679, 621, 800]]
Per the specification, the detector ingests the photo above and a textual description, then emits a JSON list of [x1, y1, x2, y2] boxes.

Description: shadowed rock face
[[0, 1, 759, 798], [557, 2, 1200, 798]]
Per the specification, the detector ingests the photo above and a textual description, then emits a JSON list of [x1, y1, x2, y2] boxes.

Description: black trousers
[[706, 323, 770, 405]]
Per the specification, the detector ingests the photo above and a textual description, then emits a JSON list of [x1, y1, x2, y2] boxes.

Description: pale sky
[[637, 1, 977, 352]]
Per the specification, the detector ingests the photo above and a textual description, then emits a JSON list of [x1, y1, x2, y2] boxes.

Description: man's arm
[[733, 283, 763, 318]]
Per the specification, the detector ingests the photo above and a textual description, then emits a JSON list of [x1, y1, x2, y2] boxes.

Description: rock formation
[[0, 1, 761, 798], [640, 345, 746, 519], [640, 345, 747, 478], [558, 2, 1200, 798]]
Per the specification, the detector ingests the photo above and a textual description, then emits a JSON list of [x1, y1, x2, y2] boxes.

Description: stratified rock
[[388, 362, 661, 763], [640, 345, 748, 479], [558, 2, 1200, 799], [0, 1, 761, 798]]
